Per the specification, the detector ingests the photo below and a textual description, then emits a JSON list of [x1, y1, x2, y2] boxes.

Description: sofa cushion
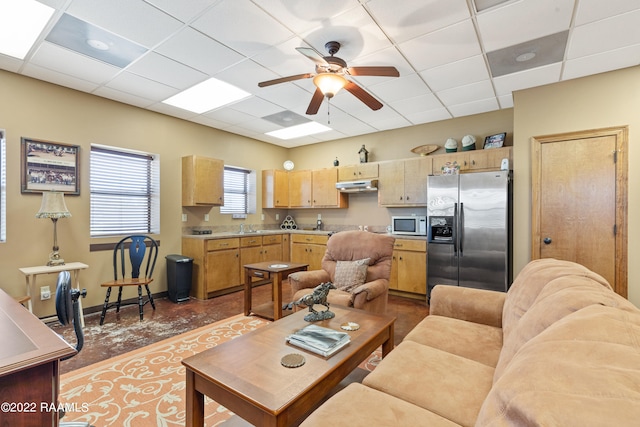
[[477, 304, 640, 426], [333, 258, 370, 292], [404, 315, 503, 367], [494, 274, 636, 381], [299, 383, 460, 427], [363, 340, 494, 427], [501, 258, 610, 343]]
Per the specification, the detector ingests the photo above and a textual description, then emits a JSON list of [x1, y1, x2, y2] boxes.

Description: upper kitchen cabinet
[[432, 147, 512, 174], [312, 168, 348, 208], [182, 155, 224, 206], [338, 162, 378, 181], [378, 157, 432, 206], [289, 170, 312, 208], [262, 169, 289, 208]]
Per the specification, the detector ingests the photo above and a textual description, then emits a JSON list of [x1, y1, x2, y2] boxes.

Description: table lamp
[[36, 191, 71, 266]]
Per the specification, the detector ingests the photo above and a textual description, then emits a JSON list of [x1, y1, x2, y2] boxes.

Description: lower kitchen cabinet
[[390, 238, 427, 296], [290, 234, 328, 271]]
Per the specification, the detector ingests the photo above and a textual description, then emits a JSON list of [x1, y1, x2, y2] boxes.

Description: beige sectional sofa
[[300, 258, 640, 426]]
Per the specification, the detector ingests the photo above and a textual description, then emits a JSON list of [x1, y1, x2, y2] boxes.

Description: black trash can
[[166, 254, 193, 303]]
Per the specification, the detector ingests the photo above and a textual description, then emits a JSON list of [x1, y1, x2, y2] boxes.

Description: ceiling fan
[[258, 41, 400, 115]]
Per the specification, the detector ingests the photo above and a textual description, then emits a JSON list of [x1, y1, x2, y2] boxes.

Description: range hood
[[335, 179, 378, 193]]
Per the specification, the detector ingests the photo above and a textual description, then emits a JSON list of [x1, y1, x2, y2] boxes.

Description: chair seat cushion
[[333, 258, 370, 292]]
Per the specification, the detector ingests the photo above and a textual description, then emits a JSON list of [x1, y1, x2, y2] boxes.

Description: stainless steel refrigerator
[[426, 170, 512, 299]]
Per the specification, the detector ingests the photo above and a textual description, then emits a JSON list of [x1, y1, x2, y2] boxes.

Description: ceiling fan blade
[[344, 81, 383, 111], [258, 73, 314, 87], [296, 47, 329, 66], [347, 66, 400, 77], [306, 88, 325, 115]]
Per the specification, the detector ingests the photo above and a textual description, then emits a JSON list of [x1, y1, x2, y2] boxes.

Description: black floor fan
[[55, 271, 93, 427]]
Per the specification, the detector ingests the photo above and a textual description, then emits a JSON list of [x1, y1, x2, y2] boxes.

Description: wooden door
[[378, 161, 405, 206], [312, 168, 338, 207], [532, 127, 628, 297], [289, 170, 312, 207], [206, 249, 240, 292], [403, 157, 431, 205]]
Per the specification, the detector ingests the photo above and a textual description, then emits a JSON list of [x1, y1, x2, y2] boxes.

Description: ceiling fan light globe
[[313, 73, 347, 98]]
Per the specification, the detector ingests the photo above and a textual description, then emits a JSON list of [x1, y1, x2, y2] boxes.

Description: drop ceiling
[[2, 0, 639, 148]]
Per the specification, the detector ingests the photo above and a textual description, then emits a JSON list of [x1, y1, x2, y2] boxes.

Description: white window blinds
[[90, 145, 159, 237], [221, 166, 249, 214]]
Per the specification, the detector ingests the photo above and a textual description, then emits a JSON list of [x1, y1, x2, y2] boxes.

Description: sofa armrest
[[288, 270, 331, 293], [430, 285, 505, 328]]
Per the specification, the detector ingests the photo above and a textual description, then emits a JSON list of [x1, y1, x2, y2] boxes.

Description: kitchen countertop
[[182, 229, 427, 240]]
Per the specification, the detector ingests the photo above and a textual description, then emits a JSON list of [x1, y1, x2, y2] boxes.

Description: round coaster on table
[[340, 322, 360, 331], [281, 353, 305, 368]]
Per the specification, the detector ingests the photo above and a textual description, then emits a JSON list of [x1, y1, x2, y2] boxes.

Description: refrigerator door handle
[[453, 203, 458, 256], [459, 202, 464, 256]]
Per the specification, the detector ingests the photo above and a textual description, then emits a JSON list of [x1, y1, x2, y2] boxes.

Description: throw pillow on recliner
[[333, 258, 370, 292]]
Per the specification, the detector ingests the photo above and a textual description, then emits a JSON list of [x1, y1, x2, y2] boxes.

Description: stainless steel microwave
[[391, 216, 427, 236]]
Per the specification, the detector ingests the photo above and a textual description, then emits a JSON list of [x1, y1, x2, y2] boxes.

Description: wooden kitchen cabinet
[[290, 234, 329, 271], [182, 237, 240, 299], [378, 157, 432, 206], [262, 169, 289, 208], [240, 236, 263, 284], [289, 170, 312, 207], [338, 162, 379, 181], [262, 234, 283, 261], [182, 155, 224, 206], [312, 167, 348, 208], [432, 147, 512, 174], [390, 238, 427, 296]]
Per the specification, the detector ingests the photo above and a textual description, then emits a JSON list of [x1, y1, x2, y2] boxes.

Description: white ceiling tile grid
[[0, 0, 637, 147]]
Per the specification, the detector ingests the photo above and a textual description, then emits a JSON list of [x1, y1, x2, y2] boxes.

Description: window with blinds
[[90, 145, 160, 237], [220, 166, 250, 214]]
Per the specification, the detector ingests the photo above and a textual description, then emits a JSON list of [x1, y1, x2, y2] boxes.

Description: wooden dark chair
[[100, 235, 158, 325]]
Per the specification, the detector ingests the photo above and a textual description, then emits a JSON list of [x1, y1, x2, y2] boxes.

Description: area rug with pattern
[[59, 314, 382, 426]]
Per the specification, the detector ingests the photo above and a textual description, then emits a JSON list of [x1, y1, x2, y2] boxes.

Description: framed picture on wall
[[21, 137, 80, 195]]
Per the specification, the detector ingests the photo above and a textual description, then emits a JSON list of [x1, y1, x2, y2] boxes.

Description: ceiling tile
[[493, 63, 562, 96], [366, 0, 470, 44], [574, 0, 640, 25], [477, 0, 574, 52], [144, 0, 217, 23], [251, 37, 313, 78], [563, 43, 640, 80], [252, 0, 360, 34], [567, 9, 640, 59], [448, 97, 500, 117], [192, 0, 293, 58], [93, 85, 155, 108], [22, 62, 100, 93], [390, 93, 444, 116], [105, 71, 179, 100], [66, 0, 183, 48], [420, 55, 489, 92], [155, 27, 245, 75], [404, 107, 452, 125], [437, 80, 495, 106], [398, 19, 481, 71], [367, 73, 430, 103], [230, 97, 287, 118], [126, 52, 207, 90], [29, 42, 121, 84]]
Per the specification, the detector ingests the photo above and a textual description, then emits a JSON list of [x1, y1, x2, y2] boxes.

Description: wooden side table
[[18, 262, 89, 327], [243, 261, 308, 320]]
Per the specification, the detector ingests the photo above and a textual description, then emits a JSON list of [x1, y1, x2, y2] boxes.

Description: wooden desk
[[19, 262, 89, 327], [0, 289, 76, 426], [243, 261, 308, 320], [183, 306, 395, 427]]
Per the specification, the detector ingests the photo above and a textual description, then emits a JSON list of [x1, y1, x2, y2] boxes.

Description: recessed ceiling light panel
[[163, 78, 251, 114], [487, 31, 569, 77], [266, 122, 331, 140], [0, 0, 54, 59]]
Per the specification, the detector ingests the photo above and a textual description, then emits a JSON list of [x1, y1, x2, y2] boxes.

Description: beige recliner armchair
[[288, 230, 395, 314]]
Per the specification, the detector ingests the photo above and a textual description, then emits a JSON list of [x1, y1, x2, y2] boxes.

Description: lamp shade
[[313, 73, 347, 98], [36, 191, 71, 219]]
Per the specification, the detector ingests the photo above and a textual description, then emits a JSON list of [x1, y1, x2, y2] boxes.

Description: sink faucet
[[239, 223, 245, 234]]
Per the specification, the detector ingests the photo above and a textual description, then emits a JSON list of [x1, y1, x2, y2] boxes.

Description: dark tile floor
[[51, 282, 429, 375]]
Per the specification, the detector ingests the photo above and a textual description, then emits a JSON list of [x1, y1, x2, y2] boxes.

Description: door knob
[[543, 237, 552, 244]]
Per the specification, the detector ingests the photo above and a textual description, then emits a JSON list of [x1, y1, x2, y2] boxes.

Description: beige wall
[[512, 65, 639, 306], [1, 63, 637, 317]]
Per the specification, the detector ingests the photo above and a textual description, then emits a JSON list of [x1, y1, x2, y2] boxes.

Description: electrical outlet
[[204, 214, 210, 222], [40, 286, 51, 300], [261, 213, 265, 221], [276, 213, 280, 220], [317, 213, 322, 220], [182, 214, 187, 222]]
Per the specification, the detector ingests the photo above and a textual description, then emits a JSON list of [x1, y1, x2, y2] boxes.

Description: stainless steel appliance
[[426, 171, 512, 299], [391, 215, 427, 236]]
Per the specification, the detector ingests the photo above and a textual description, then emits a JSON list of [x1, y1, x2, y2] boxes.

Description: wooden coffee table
[[182, 306, 395, 427]]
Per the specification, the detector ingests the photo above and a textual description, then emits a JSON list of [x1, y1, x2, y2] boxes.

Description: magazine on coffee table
[[286, 324, 350, 357]]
